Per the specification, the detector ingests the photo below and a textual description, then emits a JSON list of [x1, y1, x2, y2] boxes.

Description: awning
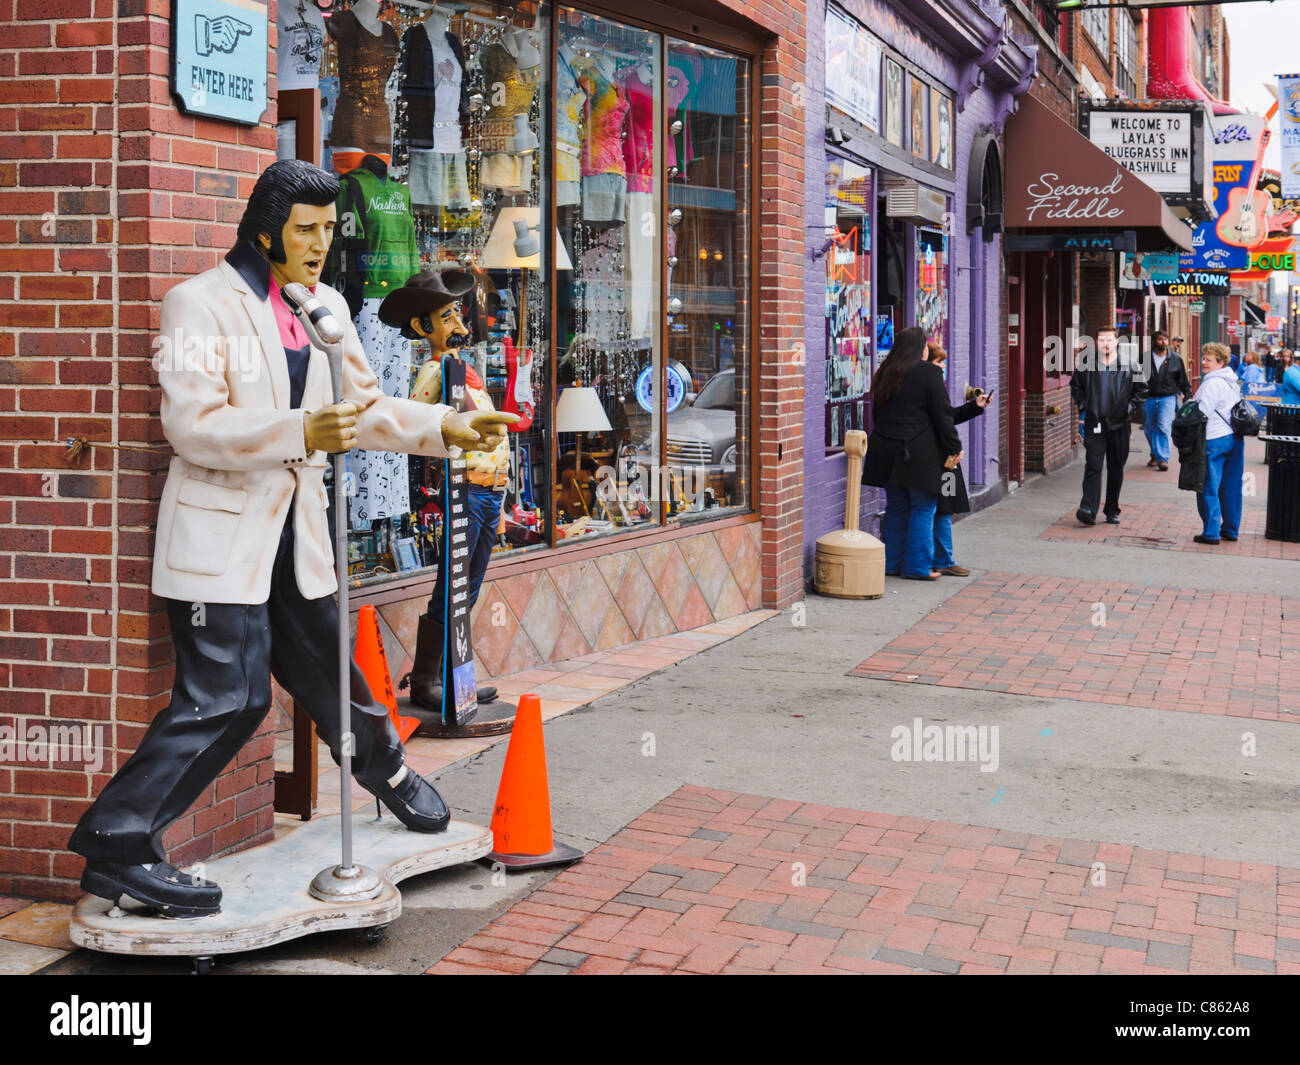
[[1245, 300, 1266, 327], [1003, 95, 1193, 253]]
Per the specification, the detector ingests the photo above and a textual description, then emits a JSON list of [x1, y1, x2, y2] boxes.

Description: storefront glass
[[663, 38, 751, 520], [915, 225, 949, 350], [554, 10, 660, 539], [825, 157, 872, 450], [278, 1, 752, 585]]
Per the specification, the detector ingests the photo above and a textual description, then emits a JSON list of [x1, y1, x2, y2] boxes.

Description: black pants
[[69, 519, 402, 865], [1080, 422, 1131, 519]]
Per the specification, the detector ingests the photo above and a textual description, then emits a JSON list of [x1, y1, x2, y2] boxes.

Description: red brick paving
[[1040, 501, 1300, 560], [851, 573, 1300, 721], [427, 786, 1300, 974]]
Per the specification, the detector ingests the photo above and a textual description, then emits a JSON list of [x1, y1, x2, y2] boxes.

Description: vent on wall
[[885, 182, 948, 227]]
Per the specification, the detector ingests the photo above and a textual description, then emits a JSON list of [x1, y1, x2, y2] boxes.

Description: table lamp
[[479, 206, 572, 350], [555, 382, 612, 516]]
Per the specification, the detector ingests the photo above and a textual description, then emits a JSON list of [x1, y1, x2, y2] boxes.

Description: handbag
[[1216, 400, 1259, 437], [1228, 398, 1260, 436]]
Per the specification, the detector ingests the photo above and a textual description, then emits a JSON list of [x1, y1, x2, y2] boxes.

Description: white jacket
[[1194, 366, 1240, 442], [151, 258, 456, 604]]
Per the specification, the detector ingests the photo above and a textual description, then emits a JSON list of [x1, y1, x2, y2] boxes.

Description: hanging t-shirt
[[277, 0, 325, 93]]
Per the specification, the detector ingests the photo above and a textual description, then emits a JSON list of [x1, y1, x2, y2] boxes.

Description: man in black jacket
[[1142, 329, 1191, 472], [1071, 324, 1148, 526]]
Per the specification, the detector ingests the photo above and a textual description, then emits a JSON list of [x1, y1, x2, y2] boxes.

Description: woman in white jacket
[[1192, 343, 1244, 545]]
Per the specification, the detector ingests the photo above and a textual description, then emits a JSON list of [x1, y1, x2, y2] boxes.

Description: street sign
[[1190, 302, 1205, 313], [171, 0, 269, 126]]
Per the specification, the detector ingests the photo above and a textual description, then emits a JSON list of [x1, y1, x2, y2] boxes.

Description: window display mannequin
[[667, 50, 701, 176], [277, 0, 325, 93], [620, 57, 655, 340], [378, 270, 509, 707], [323, 154, 419, 525], [401, 4, 471, 210], [327, 0, 400, 171], [479, 27, 541, 194], [556, 38, 587, 208], [576, 52, 630, 224], [67, 161, 516, 918]]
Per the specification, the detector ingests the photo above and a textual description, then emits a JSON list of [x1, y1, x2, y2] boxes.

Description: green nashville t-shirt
[[335, 167, 419, 299]]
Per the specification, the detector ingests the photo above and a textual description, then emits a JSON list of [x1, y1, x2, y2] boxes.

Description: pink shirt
[[269, 277, 313, 350]]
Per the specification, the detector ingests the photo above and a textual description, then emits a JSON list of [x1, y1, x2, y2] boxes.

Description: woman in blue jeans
[[861, 327, 962, 579], [925, 342, 990, 575], [1192, 343, 1244, 545]]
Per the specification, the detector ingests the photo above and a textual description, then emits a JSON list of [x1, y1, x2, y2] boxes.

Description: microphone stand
[[283, 282, 382, 904]]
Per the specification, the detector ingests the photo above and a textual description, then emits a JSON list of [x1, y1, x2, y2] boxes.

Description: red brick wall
[[720, 0, 806, 609], [0, 0, 275, 900], [1026, 381, 1077, 475]]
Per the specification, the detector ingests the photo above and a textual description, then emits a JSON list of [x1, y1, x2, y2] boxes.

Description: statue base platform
[[404, 696, 517, 738], [69, 814, 492, 965]]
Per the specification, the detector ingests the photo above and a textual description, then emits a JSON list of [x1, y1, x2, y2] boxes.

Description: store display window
[[824, 157, 872, 451], [276, 0, 753, 584]]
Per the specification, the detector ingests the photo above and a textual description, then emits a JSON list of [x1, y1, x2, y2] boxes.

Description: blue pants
[[429, 486, 504, 615], [933, 513, 955, 569], [882, 486, 939, 577], [1197, 434, 1244, 539], [1143, 394, 1177, 464]]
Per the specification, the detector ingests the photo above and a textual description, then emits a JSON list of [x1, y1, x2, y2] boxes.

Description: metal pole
[[335, 447, 353, 873], [283, 283, 381, 903]]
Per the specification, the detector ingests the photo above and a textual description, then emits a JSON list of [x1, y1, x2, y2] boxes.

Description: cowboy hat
[[378, 267, 476, 327]]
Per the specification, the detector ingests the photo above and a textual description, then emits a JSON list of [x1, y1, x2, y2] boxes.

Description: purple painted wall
[[802, 0, 1005, 580]]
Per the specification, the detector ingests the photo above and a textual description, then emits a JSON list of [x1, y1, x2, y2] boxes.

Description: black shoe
[[1221, 534, 1238, 542], [476, 685, 498, 704], [1076, 509, 1096, 526], [81, 861, 221, 918], [1105, 514, 1120, 525], [360, 767, 450, 833], [1193, 534, 1220, 545]]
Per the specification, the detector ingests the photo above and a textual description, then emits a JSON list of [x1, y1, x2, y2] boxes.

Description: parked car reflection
[[637, 368, 737, 506]]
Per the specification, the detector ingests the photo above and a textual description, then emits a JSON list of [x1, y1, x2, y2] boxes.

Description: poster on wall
[[1279, 74, 1300, 199], [915, 228, 948, 348], [910, 77, 928, 159], [824, 5, 881, 133], [876, 310, 895, 359], [930, 92, 952, 170], [171, 0, 270, 125], [825, 229, 871, 398], [884, 59, 903, 147]]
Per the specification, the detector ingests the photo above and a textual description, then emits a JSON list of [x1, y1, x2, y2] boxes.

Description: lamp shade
[[554, 386, 612, 434], [480, 206, 573, 271]]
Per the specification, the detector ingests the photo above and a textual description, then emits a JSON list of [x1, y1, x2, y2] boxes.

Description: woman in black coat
[[926, 342, 990, 576], [861, 327, 962, 579]]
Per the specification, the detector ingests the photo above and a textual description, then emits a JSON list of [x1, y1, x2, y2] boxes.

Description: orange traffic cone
[[487, 693, 583, 869], [355, 605, 420, 743]]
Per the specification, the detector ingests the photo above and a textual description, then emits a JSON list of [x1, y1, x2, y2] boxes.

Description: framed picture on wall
[[910, 77, 928, 159], [931, 91, 952, 169], [884, 59, 903, 147]]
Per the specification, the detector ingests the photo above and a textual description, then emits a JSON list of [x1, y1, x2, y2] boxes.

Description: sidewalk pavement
[[23, 433, 1300, 974]]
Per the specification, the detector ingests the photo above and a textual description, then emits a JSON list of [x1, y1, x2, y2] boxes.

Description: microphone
[[282, 282, 346, 348], [282, 281, 346, 402]]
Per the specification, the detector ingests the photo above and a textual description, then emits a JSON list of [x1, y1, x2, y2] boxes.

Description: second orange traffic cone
[[487, 693, 583, 870], [355, 605, 420, 743]]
